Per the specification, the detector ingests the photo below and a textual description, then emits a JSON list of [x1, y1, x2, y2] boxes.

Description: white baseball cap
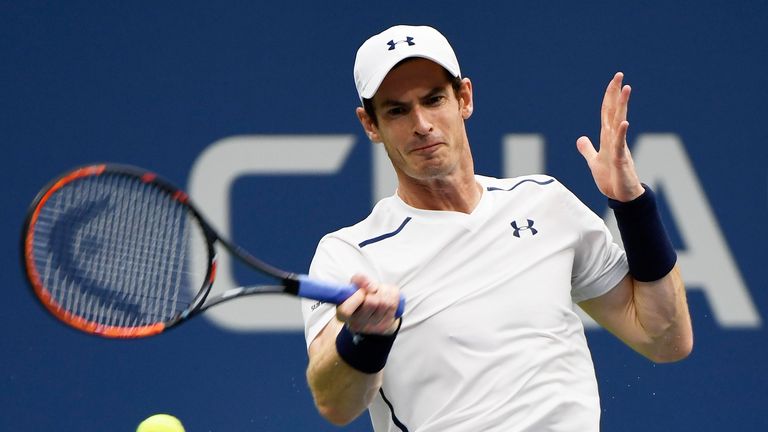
[[353, 25, 461, 102]]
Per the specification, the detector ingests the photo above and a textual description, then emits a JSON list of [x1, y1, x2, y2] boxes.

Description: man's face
[[361, 59, 472, 182]]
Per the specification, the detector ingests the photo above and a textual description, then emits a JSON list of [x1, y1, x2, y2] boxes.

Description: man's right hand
[[335, 274, 401, 335]]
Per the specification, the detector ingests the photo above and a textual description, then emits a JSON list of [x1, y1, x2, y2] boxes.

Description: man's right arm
[[306, 274, 402, 426], [307, 318, 384, 425]]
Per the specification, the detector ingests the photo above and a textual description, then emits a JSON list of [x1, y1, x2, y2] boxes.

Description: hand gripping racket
[[21, 164, 405, 338]]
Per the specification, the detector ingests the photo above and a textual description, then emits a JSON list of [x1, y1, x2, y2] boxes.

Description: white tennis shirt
[[302, 175, 628, 432]]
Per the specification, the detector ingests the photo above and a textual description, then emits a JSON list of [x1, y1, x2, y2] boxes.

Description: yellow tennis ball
[[136, 414, 185, 432]]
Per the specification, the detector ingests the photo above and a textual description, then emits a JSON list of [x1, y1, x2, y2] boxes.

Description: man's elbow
[[648, 335, 694, 363], [316, 402, 361, 426]]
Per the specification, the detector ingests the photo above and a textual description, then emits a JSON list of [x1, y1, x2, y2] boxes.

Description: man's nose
[[411, 106, 433, 136]]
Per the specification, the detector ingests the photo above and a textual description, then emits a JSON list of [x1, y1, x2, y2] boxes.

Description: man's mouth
[[411, 142, 442, 153]]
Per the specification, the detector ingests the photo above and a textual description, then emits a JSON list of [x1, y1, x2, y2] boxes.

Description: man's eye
[[427, 95, 445, 105], [388, 107, 405, 116]]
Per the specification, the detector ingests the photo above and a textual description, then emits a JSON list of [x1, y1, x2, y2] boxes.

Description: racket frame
[[21, 163, 301, 338]]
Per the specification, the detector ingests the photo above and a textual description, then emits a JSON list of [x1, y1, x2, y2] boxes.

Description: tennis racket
[[21, 163, 405, 338]]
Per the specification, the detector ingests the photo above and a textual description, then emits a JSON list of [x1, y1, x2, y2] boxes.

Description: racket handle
[[297, 276, 405, 318]]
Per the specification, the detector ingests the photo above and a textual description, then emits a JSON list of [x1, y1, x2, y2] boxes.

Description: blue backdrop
[[3, 1, 767, 431]]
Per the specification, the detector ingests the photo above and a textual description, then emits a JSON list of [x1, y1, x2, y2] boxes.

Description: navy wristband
[[608, 184, 677, 282], [335, 321, 400, 374]]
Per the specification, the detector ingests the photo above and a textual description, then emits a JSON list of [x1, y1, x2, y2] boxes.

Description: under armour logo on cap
[[387, 36, 415, 50], [511, 219, 538, 237]]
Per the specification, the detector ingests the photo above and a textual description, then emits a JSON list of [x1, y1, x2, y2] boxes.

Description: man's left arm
[[575, 72, 693, 362], [579, 267, 692, 362]]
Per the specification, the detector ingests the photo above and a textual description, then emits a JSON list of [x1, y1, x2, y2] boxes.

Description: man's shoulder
[[317, 195, 405, 249]]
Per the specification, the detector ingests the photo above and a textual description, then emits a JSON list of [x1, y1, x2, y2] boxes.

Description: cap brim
[[358, 53, 461, 100]]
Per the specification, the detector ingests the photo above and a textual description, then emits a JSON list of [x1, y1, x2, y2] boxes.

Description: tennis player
[[302, 25, 693, 431]]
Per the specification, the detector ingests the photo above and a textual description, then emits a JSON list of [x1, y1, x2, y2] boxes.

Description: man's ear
[[356, 106, 381, 142], [459, 78, 474, 119]]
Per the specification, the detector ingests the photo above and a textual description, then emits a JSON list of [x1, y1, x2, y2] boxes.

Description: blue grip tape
[[297, 275, 405, 317]]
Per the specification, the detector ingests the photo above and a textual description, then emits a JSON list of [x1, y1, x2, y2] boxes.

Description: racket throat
[[282, 275, 300, 295]]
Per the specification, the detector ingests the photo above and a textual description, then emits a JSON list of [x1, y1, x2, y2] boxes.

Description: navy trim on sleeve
[[486, 178, 554, 192], [358, 217, 412, 248]]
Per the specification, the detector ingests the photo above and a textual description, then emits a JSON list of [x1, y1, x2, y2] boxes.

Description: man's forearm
[[631, 265, 693, 362], [306, 319, 382, 425]]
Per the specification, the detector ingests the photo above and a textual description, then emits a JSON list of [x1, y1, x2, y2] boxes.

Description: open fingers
[[576, 135, 598, 164], [611, 80, 631, 157], [601, 73, 633, 157], [614, 120, 630, 156], [614, 83, 631, 129], [601, 72, 624, 129]]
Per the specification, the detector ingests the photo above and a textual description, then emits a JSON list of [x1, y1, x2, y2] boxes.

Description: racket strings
[[30, 173, 209, 328]]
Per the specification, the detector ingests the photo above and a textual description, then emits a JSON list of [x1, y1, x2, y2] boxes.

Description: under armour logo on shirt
[[511, 219, 538, 237], [387, 36, 415, 50]]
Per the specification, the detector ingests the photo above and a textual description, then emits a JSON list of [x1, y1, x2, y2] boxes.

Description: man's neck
[[397, 172, 482, 214]]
